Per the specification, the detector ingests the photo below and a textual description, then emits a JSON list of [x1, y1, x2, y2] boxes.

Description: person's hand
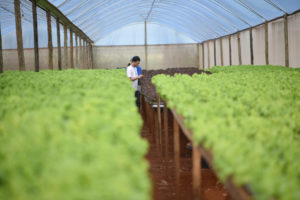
[[138, 75, 144, 79]]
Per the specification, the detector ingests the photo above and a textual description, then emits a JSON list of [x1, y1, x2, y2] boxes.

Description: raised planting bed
[[152, 65, 300, 200], [140, 68, 211, 102], [0, 70, 150, 200]]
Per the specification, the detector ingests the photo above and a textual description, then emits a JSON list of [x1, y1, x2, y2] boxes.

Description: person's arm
[[129, 75, 143, 81]]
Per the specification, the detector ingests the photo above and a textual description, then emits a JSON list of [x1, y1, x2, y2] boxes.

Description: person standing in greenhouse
[[127, 56, 143, 108]]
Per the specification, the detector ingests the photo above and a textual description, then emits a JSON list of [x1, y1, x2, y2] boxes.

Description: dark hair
[[127, 63, 130, 66], [131, 56, 140, 62]]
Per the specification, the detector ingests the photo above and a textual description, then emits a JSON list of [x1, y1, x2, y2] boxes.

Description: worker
[[127, 56, 143, 108]]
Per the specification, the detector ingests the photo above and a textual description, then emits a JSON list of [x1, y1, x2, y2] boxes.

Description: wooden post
[[207, 42, 210, 68], [75, 33, 78, 68], [229, 35, 232, 66], [86, 40, 89, 69], [85, 40, 87, 69], [220, 37, 224, 66], [0, 24, 3, 74], [46, 10, 53, 70], [157, 95, 162, 145], [174, 115, 180, 200], [250, 27, 254, 65], [82, 39, 85, 69], [14, 0, 25, 71], [63, 24, 68, 69], [197, 43, 200, 69], [164, 101, 169, 158], [202, 43, 204, 69], [284, 14, 289, 67], [265, 22, 269, 65], [56, 18, 62, 70], [193, 143, 201, 200], [213, 39, 216, 66], [238, 32, 242, 65], [32, 0, 39, 72], [89, 43, 93, 69], [79, 37, 82, 68], [70, 29, 74, 69]]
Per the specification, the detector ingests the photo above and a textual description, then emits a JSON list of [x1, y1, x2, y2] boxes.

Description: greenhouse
[[0, 0, 300, 200]]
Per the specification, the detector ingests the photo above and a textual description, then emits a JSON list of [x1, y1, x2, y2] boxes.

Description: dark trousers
[[135, 91, 140, 108]]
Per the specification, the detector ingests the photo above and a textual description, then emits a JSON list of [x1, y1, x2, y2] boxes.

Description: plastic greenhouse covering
[[1, 0, 300, 47]]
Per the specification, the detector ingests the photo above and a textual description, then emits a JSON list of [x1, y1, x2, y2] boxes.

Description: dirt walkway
[[141, 108, 231, 200]]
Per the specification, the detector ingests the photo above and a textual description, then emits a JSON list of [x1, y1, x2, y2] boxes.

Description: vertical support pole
[[207, 42, 210, 68], [144, 20, 148, 70], [229, 35, 232, 66], [85, 40, 88, 69], [238, 32, 242, 65], [70, 29, 74, 69], [0, 24, 3, 74], [174, 115, 180, 200], [164, 101, 169, 158], [14, 0, 25, 71], [202, 43, 204, 69], [86, 40, 89, 69], [284, 14, 289, 67], [89, 43, 93, 69], [193, 143, 201, 200], [265, 21, 269, 65], [197, 43, 200, 69], [153, 103, 159, 151], [82, 40, 85, 68], [32, 0, 39, 72], [79, 37, 82, 68], [46, 10, 53, 70], [250, 27, 254, 65], [157, 95, 162, 145], [63, 24, 68, 69], [75, 33, 78, 68], [220, 37, 224, 66], [150, 103, 155, 142], [56, 18, 62, 70], [213, 39, 216, 66]]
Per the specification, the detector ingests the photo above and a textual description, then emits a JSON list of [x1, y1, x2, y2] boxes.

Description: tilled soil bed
[[140, 68, 212, 102]]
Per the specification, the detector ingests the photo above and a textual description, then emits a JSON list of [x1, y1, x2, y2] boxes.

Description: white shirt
[[127, 65, 138, 91]]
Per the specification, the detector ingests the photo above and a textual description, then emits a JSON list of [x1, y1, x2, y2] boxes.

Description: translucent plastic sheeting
[[288, 12, 300, 68], [96, 22, 196, 45], [1, 0, 75, 49], [252, 24, 266, 65], [222, 36, 230, 66], [2, 0, 299, 46], [240, 29, 251, 65], [47, 0, 300, 44], [215, 38, 221, 66], [92, 44, 198, 69], [230, 33, 239, 65], [268, 18, 285, 66], [208, 40, 215, 67]]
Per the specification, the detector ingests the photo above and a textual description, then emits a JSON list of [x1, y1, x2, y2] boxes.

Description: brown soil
[[140, 68, 212, 102], [141, 107, 231, 200]]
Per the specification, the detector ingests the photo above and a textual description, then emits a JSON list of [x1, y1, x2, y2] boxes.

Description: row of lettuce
[[153, 65, 300, 200], [0, 70, 150, 200]]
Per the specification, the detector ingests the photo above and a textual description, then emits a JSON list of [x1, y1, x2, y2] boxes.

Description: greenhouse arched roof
[[1, 0, 300, 45]]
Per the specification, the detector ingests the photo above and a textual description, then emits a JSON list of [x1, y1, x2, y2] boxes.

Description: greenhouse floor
[[141, 109, 231, 200]]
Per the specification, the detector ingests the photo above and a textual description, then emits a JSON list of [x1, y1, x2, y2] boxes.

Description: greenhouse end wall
[[93, 44, 198, 70]]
